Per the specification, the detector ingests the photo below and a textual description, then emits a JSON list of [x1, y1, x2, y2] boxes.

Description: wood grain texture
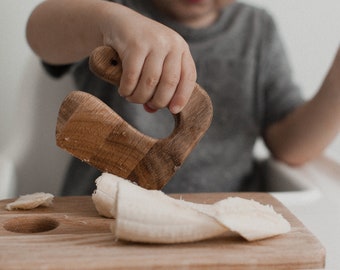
[[0, 194, 325, 269], [56, 46, 213, 189]]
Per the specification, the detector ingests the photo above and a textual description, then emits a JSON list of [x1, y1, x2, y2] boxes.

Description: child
[[26, 0, 340, 195]]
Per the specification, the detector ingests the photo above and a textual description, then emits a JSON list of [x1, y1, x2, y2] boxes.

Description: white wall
[[0, 0, 339, 198], [0, 0, 72, 197]]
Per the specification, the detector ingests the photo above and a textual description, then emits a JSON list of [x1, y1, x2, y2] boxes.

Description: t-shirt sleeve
[[257, 11, 304, 130], [41, 61, 73, 78]]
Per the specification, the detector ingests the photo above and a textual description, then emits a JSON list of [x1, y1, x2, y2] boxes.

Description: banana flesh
[[92, 173, 291, 244]]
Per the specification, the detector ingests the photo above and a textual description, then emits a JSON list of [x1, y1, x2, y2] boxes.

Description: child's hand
[[26, 0, 196, 114], [100, 4, 197, 114]]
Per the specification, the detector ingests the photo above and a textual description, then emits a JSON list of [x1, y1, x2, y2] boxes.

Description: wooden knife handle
[[89, 46, 122, 86], [89, 46, 211, 119]]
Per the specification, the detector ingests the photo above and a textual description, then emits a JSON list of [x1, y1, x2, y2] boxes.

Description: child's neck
[[180, 11, 219, 29]]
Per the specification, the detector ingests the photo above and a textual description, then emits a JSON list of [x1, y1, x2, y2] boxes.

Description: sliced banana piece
[[6, 192, 54, 210], [92, 173, 291, 243], [92, 173, 119, 217]]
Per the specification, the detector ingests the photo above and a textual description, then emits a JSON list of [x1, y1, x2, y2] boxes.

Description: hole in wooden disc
[[4, 216, 59, 233]]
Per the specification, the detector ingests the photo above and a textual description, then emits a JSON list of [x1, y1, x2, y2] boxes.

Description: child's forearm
[[26, 0, 196, 114], [264, 47, 340, 165], [26, 0, 116, 64]]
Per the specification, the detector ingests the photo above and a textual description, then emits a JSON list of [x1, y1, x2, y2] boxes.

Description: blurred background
[[0, 0, 339, 198]]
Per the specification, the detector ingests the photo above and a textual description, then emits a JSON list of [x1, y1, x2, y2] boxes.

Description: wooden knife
[[56, 46, 213, 190]]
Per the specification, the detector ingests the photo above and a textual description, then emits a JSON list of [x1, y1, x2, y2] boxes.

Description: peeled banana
[[92, 173, 291, 244]]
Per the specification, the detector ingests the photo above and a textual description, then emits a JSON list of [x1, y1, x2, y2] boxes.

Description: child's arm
[[26, 0, 196, 114], [264, 47, 340, 165]]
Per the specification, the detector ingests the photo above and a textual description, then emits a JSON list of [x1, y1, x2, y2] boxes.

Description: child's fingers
[[147, 51, 181, 110], [126, 51, 164, 104], [169, 51, 197, 114], [118, 51, 145, 97]]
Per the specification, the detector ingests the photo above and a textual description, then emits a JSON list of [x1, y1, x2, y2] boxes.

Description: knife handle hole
[[111, 59, 118, 66], [4, 216, 59, 233]]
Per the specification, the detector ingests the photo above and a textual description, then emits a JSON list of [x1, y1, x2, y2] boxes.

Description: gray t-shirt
[[55, 1, 303, 195]]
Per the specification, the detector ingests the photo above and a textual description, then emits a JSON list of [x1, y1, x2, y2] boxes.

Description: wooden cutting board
[[0, 193, 325, 269]]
